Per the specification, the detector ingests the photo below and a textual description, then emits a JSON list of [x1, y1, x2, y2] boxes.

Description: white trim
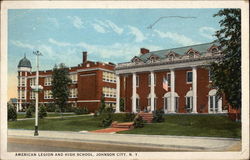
[[80, 73, 96, 77], [132, 73, 137, 113], [77, 100, 100, 102], [115, 75, 120, 113], [77, 68, 114, 73]]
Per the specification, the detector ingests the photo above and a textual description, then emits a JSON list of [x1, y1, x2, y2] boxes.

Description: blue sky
[[8, 9, 222, 98]]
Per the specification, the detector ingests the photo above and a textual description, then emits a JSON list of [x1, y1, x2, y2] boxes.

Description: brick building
[[17, 52, 116, 112], [115, 42, 229, 114]]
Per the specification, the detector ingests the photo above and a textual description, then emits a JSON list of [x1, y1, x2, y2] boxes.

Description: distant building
[[115, 42, 229, 114], [17, 52, 116, 112]]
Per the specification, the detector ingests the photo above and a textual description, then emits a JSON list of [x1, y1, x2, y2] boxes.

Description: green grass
[[119, 114, 241, 138], [9, 114, 241, 138], [9, 115, 104, 131], [17, 112, 76, 119]]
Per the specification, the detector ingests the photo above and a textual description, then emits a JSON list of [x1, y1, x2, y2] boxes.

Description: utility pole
[[32, 50, 43, 136]]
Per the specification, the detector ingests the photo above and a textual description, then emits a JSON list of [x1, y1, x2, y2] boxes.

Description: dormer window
[[131, 56, 143, 63], [148, 54, 159, 63], [166, 51, 179, 61], [186, 48, 200, 58], [208, 45, 219, 54]]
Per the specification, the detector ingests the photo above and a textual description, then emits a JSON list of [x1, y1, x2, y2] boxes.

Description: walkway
[[8, 129, 241, 152]]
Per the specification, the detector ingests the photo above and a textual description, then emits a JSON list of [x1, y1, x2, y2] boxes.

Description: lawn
[[9, 114, 241, 138], [119, 114, 241, 138], [9, 115, 105, 131], [17, 112, 76, 119]]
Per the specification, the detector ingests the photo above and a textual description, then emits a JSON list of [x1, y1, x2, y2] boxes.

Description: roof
[[18, 56, 32, 68], [138, 41, 220, 62]]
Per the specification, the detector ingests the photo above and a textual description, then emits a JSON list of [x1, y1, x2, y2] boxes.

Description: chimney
[[140, 48, 150, 55], [82, 51, 87, 63]]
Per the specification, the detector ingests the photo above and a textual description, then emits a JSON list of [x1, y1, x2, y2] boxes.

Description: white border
[[1, 1, 249, 160]]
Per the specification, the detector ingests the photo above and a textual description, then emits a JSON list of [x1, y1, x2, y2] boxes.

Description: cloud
[[92, 23, 107, 33], [105, 20, 123, 35], [199, 27, 216, 39], [48, 38, 71, 47], [48, 38, 161, 61], [127, 26, 146, 43], [67, 16, 84, 29], [154, 30, 200, 46], [92, 19, 123, 35], [11, 40, 35, 50]]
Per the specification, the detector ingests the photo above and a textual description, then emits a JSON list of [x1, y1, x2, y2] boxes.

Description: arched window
[[185, 90, 193, 112], [208, 89, 222, 113], [163, 92, 179, 113], [147, 93, 157, 111]]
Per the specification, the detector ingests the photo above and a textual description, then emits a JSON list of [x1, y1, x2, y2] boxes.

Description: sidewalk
[[8, 129, 241, 152]]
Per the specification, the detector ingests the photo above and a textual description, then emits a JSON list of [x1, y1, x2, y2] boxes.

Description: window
[[21, 77, 25, 86], [70, 74, 78, 83], [44, 90, 52, 99], [30, 78, 35, 86], [186, 71, 193, 83], [102, 87, 116, 98], [208, 70, 212, 82], [186, 97, 193, 110], [21, 91, 25, 99], [44, 77, 52, 86], [136, 75, 139, 87], [69, 88, 77, 98], [30, 91, 35, 99], [103, 72, 116, 83], [18, 78, 20, 86], [167, 73, 171, 87], [18, 91, 20, 99], [148, 74, 156, 86], [136, 98, 140, 112]]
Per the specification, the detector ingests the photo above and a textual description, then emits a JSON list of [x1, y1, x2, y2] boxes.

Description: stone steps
[[111, 121, 134, 129], [138, 112, 154, 123]]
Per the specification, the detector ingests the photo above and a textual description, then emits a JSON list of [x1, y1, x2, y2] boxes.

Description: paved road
[[8, 129, 241, 152]]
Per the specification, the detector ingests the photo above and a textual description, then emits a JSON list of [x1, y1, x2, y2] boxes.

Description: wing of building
[[115, 42, 230, 114], [17, 52, 116, 112]]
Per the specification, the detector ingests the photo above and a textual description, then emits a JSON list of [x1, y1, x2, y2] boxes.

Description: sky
[[8, 9, 222, 99]]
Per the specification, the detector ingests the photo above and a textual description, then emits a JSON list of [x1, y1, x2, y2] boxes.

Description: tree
[[51, 63, 71, 118], [39, 104, 47, 119], [99, 93, 106, 114], [120, 98, 125, 112], [210, 9, 241, 111], [8, 103, 17, 121]]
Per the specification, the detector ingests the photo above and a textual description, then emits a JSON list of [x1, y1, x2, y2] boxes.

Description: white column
[[192, 67, 198, 113], [150, 71, 155, 112], [115, 75, 120, 113], [218, 98, 222, 113], [132, 73, 137, 113], [170, 69, 175, 113]]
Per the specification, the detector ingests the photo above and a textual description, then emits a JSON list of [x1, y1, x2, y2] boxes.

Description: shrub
[[39, 104, 47, 119], [124, 112, 136, 122], [120, 98, 125, 112], [99, 106, 113, 127], [25, 107, 33, 118], [153, 109, 165, 123], [100, 113, 113, 127], [74, 107, 89, 115], [133, 115, 144, 128], [8, 104, 17, 121], [46, 103, 56, 112]]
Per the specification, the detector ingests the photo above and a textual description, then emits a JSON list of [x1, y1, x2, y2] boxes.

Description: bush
[[25, 107, 33, 118], [74, 107, 89, 115], [8, 104, 17, 121], [153, 109, 165, 123], [46, 103, 56, 112], [39, 104, 47, 119], [100, 113, 113, 127], [133, 115, 144, 128], [99, 106, 113, 127], [124, 112, 136, 122]]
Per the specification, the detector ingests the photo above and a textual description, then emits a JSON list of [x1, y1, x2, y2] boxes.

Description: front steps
[[111, 121, 134, 129], [138, 112, 154, 123]]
